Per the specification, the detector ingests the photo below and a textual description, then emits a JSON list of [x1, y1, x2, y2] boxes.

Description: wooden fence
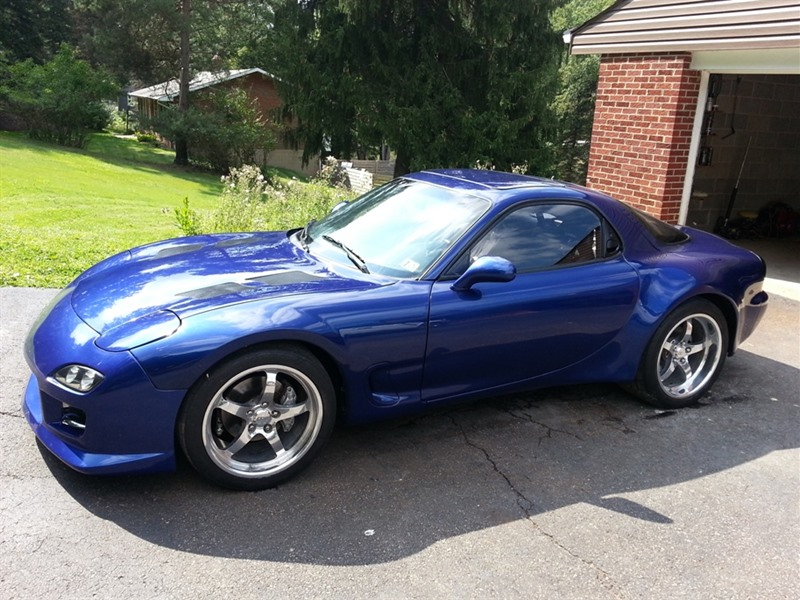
[[345, 159, 396, 185]]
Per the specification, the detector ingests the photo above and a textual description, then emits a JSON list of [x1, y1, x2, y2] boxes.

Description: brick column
[[586, 53, 701, 223]]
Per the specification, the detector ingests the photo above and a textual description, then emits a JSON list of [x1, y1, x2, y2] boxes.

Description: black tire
[[627, 299, 728, 409], [178, 346, 336, 490]]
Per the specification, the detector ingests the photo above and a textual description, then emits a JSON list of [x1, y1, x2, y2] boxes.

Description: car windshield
[[305, 178, 491, 278]]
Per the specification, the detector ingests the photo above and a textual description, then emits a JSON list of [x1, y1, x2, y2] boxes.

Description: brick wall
[[586, 53, 701, 222], [236, 73, 283, 115]]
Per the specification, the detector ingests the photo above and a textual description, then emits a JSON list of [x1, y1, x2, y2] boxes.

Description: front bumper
[[22, 375, 175, 474], [22, 288, 185, 476], [736, 281, 769, 348]]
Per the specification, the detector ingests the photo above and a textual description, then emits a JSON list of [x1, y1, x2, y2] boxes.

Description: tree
[[257, 0, 563, 176], [149, 85, 278, 172], [175, 0, 192, 165], [0, 0, 73, 64], [72, 0, 276, 166], [2, 45, 116, 148], [72, 0, 276, 84], [550, 0, 615, 183]]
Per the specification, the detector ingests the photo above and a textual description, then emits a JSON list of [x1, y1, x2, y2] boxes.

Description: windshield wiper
[[298, 219, 315, 251], [322, 235, 370, 274]]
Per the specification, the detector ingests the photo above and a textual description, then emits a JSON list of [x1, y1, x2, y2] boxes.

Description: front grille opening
[[57, 405, 86, 435]]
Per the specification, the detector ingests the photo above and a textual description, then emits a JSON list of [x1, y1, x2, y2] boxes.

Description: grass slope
[[0, 132, 223, 288]]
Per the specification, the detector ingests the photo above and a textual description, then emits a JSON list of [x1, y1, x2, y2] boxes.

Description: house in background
[[129, 68, 317, 176], [565, 0, 800, 233]]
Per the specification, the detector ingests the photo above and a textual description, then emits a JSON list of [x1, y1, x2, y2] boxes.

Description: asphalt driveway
[[1, 281, 798, 599]]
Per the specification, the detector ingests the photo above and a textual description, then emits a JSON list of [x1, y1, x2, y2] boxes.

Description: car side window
[[450, 203, 604, 276]]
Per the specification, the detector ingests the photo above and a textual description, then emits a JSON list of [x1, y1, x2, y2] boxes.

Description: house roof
[[129, 68, 274, 101], [565, 0, 800, 55]]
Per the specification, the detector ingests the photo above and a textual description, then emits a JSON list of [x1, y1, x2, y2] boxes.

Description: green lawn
[[0, 132, 223, 287]]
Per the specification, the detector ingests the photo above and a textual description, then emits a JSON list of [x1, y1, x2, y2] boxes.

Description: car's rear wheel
[[629, 299, 728, 409], [178, 346, 335, 490]]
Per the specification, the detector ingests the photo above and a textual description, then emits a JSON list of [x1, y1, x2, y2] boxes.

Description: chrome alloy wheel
[[657, 312, 723, 399], [201, 365, 323, 478]]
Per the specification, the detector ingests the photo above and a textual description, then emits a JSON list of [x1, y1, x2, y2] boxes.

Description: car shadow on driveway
[[37, 346, 799, 566]]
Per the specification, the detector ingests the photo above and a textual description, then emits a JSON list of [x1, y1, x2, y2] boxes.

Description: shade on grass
[[0, 132, 223, 288]]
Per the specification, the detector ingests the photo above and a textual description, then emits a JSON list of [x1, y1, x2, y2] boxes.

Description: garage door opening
[[687, 73, 800, 240]]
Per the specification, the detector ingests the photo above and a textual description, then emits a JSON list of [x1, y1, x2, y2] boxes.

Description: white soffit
[[692, 48, 800, 73]]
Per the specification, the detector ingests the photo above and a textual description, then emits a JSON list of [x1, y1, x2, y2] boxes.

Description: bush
[[211, 165, 269, 232], [175, 164, 357, 236], [2, 46, 116, 148], [106, 107, 137, 135], [264, 178, 355, 232], [135, 132, 159, 145], [149, 87, 278, 172], [174, 197, 203, 236], [315, 156, 349, 188]]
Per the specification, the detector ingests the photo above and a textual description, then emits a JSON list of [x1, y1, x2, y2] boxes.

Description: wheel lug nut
[[264, 425, 272, 432], [247, 410, 253, 416], [271, 410, 280, 418], [261, 402, 268, 408], [248, 424, 256, 432]]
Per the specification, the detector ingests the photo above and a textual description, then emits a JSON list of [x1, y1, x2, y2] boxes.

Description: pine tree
[[259, 0, 563, 176]]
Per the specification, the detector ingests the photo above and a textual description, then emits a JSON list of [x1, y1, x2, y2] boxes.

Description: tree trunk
[[174, 0, 191, 166], [393, 147, 412, 177]]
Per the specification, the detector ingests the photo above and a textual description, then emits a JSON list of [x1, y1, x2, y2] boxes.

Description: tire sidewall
[[178, 346, 336, 490]]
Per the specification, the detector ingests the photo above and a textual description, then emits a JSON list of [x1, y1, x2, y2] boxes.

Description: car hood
[[72, 232, 388, 334]]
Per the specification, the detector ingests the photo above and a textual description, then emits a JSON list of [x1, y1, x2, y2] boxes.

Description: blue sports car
[[23, 169, 769, 489]]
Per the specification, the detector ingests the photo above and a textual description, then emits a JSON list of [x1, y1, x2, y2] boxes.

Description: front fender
[[131, 282, 433, 422]]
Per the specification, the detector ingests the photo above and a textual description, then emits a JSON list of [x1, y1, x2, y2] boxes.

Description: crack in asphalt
[[449, 414, 628, 600], [596, 403, 638, 435], [0, 410, 24, 420], [448, 414, 535, 516], [502, 407, 584, 446]]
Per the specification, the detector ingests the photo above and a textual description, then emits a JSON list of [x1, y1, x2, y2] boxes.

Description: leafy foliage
[[174, 196, 203, 236], [0, 0, 73, 63], [2, 46, 116, 148], [256, 0, 563, 176], [71, 0, 276, 84], [315, 156, 350, 189], [175, 164, 356, 236], [211, 164, 269, 232], [71, 0, 278, 166], [148, 86, 278, 172], [549, 0, 615, 184]]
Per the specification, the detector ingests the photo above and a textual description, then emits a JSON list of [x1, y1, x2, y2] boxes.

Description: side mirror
[[451, 256, 516, 292]]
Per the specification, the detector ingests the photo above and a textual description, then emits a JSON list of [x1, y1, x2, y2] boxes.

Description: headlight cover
[[95, 310, 181, 351], [52, 365, 105, 393]]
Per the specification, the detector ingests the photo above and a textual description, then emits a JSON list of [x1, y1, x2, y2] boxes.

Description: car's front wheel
[[178, 346, 336, 490], [629, 299, 729, 409]]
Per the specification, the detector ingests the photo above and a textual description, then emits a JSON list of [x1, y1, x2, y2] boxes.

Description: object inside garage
[[690, 73, 800, 241]]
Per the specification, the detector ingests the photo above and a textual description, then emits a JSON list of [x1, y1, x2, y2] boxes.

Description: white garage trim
[[691, 48, 800, 74], [680, 70, 711, 226]]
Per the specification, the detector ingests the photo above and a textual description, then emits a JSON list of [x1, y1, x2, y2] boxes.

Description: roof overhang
[[129, 68, 275, 101], [566, 0, 800, 56]]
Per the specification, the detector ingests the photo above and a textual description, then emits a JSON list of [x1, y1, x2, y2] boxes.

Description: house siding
[[586, 52, 701, 222], [570, 0, 800, 54]]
